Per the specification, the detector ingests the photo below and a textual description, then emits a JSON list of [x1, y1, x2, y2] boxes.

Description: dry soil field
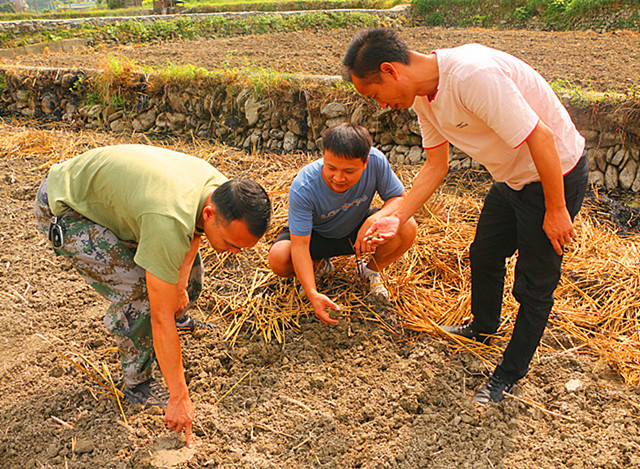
[[1, 26, 640, 469], [4, 27, 640, 94]]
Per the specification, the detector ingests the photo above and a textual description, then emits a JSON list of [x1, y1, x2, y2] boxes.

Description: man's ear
[[380, 62, 400, 80], [202, 205, 216, 223]]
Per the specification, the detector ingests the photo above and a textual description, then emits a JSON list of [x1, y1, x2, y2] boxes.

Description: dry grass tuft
[[3, 122, 639, 386]]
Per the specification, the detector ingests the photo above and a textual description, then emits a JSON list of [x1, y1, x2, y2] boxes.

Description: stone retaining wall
[[1, 65, 639, 192]]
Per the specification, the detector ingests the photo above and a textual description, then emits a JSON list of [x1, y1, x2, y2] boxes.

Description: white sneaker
[[360, 261, 389, 298], [367, 272, 389, 298], [316, 258, 334, 276]]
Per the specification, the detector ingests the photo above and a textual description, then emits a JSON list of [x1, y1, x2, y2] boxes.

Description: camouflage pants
[[34, 179, 203, 386]]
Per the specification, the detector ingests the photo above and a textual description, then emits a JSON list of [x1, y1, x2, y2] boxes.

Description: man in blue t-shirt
[[268, 123, 417, 324]]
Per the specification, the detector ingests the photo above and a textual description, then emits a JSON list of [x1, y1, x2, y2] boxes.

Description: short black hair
[[342, 28, 411, 82], [212, 180, 271, 238], [322, 123, 372, 163]]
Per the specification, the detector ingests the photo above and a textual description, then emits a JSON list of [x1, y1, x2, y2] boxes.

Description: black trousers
[[469, 153, 588, 383], [274, 208, 379, 260]]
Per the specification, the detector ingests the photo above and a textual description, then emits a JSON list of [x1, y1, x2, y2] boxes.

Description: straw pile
[[2, 123, 639, 386], [196, 154, 640, 387]]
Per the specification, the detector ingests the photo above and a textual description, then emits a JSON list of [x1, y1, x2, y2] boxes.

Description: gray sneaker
[[440, 323, 491, 344], [471, 375, 515, 405], [123, 378, 170, 408], [175, 314, 216, 333], [316, 258, 334, 276], [367, 271, 389, 298]]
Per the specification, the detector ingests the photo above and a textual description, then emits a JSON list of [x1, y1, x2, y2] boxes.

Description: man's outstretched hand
[[165, 394, 195, 448], [309, 292, 340, 324], [363, 216, 400, 247]]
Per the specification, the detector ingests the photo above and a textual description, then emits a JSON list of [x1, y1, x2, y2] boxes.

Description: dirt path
[[4, 26, 640, 94]]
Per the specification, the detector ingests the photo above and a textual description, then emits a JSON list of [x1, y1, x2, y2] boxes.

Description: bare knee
[[401, 217, 418, 244], [268, 241, 295, 277], [394, 216, 418, 252]]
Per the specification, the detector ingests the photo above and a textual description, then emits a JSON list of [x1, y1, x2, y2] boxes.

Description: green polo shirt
[[47, 144, 227, 284]]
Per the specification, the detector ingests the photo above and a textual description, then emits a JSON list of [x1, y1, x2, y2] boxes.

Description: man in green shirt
[[34, 144, 271, 448]]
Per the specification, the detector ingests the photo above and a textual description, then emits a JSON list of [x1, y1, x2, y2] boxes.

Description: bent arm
[[377, 193, 407, 218], [526, 120, 574, 255], [365, 143, 450, 241], [176, 234, 202, 313]]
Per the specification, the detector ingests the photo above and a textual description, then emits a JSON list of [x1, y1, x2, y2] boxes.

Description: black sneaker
[[175, 314, 216, 333], [471, 375, 515, 405], [440, 323, 491, 344], [123, 378, 170, 408]]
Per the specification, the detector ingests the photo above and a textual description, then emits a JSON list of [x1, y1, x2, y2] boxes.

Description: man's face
[[321, 150, 367, 193], [350, 66, 415, 110], [204, 210, 259, 254]]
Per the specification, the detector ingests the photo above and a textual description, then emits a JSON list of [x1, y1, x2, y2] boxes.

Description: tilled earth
[[1, 25, 640, 469], [4, 26, 640, 94]]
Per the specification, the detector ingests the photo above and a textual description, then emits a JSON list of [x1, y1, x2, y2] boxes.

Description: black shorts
[[274, 208, 379, 260]]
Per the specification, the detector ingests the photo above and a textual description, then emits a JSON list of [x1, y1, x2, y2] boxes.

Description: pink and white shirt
[[412, 43, 584, 190]]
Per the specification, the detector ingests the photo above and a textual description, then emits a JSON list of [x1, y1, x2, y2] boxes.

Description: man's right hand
[[309, 292, 340, 324], [165, 393, 195, 448]]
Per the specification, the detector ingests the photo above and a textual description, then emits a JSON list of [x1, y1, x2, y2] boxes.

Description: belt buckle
[[48, 216, 64, 248]]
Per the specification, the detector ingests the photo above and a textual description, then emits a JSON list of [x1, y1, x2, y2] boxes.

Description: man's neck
[[408, 50, 440, 100]]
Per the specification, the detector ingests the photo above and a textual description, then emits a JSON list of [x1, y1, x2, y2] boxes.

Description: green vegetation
[[412, 0, 640, 30], [113, 10, 398, 43], [185, 0, 403, 13], [77, 56, 352, 110], [0, 3, 16, 13], [548, 77, 638, 108], [0, 0, 638, 50], [0, 10, 402, 48], [0, 6, 149, 21], [100, 11, 399, 43], [0, 0, 400, 21]]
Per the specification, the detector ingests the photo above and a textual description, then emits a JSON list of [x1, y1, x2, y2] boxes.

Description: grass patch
[[93, 11, 401, 44], [76, 56, 356, 112], [83, 56, 149, 109], [0, 7, 149, 22], [0, 0, 400, 21], [186, 0, 404, 13], [0, 10, 402, 49], [411, 0, 640, 30]]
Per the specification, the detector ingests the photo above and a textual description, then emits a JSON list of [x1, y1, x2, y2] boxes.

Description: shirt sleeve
[[287, 185, 314, 237], [413, 99, 448, 150], [134, 214, 191, 284], [459, 67, 539, 148]]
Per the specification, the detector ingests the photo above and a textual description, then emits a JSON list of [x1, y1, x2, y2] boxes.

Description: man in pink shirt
[[342, 28, 588, 404]]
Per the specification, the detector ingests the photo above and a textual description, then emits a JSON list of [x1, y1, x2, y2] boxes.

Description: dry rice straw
[[5, 125, 637, 386]]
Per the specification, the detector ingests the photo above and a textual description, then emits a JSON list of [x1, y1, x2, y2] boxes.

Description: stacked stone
[[1, 67, 639, 193], [586, 129, 640, 192]]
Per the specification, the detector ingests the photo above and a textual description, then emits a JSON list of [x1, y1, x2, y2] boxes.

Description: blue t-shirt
[[288, 147, 404, 238]]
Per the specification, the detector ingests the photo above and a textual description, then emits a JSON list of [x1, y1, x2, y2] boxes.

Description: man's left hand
[[543, 206, 575, 255], [354, 223, 377, 257], [177, 288, 190, 313]]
